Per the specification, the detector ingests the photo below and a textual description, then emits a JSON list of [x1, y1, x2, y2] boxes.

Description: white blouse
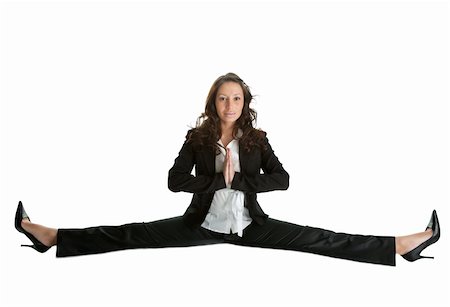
[[200, 133, 252, 237]]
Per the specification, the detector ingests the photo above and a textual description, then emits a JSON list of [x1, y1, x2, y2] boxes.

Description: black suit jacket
[[168, 133, 289, 228]]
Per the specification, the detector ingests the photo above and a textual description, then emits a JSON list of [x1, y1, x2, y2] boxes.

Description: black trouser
[[56, 216, 396, 266]]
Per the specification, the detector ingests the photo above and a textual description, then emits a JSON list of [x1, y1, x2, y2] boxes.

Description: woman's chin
[[220, 117, 238, 124]]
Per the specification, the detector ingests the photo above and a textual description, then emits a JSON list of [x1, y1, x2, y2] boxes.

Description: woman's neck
[[220, 123, 235, 137]]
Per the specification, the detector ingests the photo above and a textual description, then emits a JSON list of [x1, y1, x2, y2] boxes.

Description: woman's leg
[[395, 229, 432, 255], [56, 216, 225, 257], [21, 219, 57, 247], [21, 216, 224, 257], [228, 218, 397, 265], [20, 215, 434, 261]]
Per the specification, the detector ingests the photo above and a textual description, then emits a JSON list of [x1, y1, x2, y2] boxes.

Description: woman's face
[[215, 81, 244, 126]]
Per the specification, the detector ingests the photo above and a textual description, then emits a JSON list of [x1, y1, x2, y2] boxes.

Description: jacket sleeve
[[168, 140, 227, 194], [231, 136, 289, 193]]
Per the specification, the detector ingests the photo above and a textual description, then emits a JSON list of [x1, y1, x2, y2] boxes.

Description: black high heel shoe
[[401, 209, 440, 262], [15, 201, 51, 253]]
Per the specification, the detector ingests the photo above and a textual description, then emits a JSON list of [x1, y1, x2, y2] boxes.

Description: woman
[[15, 72, 440, 265]]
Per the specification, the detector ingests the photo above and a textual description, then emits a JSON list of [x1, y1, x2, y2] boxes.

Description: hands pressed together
[[223, 148, 235, 187]]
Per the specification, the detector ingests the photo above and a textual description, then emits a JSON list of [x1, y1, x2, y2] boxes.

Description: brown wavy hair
[[186, 72, 267, 153]]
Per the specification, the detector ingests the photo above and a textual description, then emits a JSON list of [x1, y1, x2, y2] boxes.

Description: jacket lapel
[[201, 135, 247, 176]]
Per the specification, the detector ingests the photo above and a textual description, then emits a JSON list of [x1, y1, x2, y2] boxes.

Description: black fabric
[[56, 216, 396, 266], [168, 133, 289, 228], [56, 134, 395, 266]]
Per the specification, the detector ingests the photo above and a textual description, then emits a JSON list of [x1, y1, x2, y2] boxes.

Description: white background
[[1, 0, 448, 306]]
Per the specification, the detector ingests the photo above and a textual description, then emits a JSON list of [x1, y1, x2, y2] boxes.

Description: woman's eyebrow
[[218, 93, 242, 96]]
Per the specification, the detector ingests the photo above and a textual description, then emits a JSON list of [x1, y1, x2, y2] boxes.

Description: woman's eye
[[234, 97, 241, 101]]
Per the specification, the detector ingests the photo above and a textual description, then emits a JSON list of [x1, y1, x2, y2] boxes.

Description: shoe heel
[[420, 255, 434, 259], [21, 243, 48, 252]]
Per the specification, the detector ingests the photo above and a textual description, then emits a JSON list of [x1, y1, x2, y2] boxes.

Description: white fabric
[[201, 132, 252, 237]]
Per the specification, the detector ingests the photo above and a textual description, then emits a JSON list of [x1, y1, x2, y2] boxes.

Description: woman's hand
[[224, 148, 235, 187]]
